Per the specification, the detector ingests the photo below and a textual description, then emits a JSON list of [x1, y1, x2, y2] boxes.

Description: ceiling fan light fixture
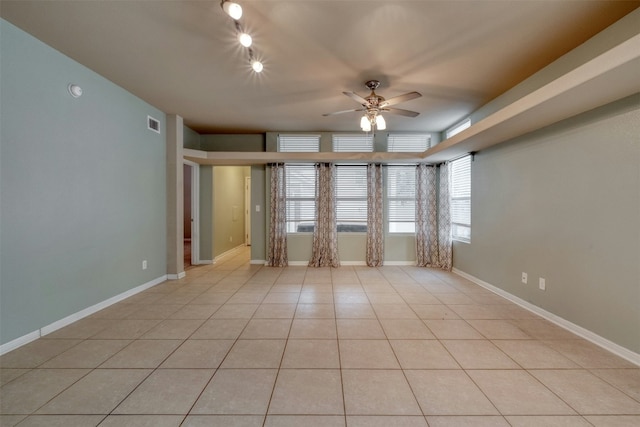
[[221, 1, 243, 20], [360, 115, 372, 132], [375, 114, 386, 130]]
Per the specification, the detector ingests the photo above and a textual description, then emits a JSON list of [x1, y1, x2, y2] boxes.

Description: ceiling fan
[[323, 80, 422, 131]]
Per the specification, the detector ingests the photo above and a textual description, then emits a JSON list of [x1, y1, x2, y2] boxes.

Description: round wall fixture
[[68, 84, 83, 98]]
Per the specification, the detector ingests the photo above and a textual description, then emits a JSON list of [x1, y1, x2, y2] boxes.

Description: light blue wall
[[0, 19, 167, 345], [183, 126, 201, 150], [200, 134, 265, 152], [453, 96, 640, 353]]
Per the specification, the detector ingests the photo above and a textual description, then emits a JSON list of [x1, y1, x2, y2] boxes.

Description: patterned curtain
[[438, 163, 452, 270], [267, 163, 288, 267], [309, 163, 340, 267], [366, 163, 384, 266], [415, 163, 452, 270]]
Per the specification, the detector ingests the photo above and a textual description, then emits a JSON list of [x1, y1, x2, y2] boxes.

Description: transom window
[[278, 134, 320, 152], [387, 134, 431, 152], [332, 134, 373, 152]]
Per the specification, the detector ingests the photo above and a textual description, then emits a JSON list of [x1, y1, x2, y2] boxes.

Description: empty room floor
[[1, 247, 639, 427]]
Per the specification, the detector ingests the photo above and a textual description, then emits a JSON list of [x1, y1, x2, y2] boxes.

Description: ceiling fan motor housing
[[365, 80, 381, 90], [364, 80, 384, 109]]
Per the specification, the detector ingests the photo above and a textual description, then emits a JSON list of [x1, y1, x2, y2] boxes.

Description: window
[[335, 165, 368, 232], [450, 155, 471, 242], [387, 134, 431, 152], [446, 118, 471, 139], [332, 134, 373, 152], [278, 134, 320, 152], [279, 135, 320, 233], [285, 164, 316, 233], [387, 165, 416, 233]]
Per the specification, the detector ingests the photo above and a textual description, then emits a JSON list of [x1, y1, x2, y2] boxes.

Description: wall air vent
[[147, 116, 161, 134]]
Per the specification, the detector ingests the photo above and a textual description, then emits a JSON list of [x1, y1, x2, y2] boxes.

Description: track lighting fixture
[[234, 21, 252, 47], [248, 48, 263, 73], [221, 0, 242, 20], [221, 1, 265, 73], [238, 32, 252, 47], [251, 60, 264, 73]]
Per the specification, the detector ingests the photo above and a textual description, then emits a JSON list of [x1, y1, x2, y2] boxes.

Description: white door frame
[[245, 176, 251, 246], [184, 160, 200, 265]]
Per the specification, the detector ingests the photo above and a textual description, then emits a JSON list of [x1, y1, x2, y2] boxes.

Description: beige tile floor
[[1, 247, 639, 427]]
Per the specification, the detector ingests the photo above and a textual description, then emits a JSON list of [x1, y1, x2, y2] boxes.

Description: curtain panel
[[438, 163, 452, 270], [267, 163, 288, 267], [309, 163, 340, 267], [366, 163, 384, 266], [416, 163, 452, 270]]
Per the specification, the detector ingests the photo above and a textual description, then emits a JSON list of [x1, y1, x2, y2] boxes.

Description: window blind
[[450, 155, 471, 241], [387, 165, 416, 233], [332, 134, 373, 152], [285, 164, 316, 232], [387, 134, 431, 152], [278, 134, 320, 152], [335, 165, 368, 232]]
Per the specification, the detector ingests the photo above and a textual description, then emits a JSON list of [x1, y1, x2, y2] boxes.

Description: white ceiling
[[1, 1, 638, 134]]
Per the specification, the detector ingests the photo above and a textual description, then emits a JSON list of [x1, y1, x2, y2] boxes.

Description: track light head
[[221, 1, 242, 20]]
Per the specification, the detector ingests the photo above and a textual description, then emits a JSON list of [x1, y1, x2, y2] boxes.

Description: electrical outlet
[[521, 272, 528, 284], [539, 277, 546, 291], [255, 205, 261, 212], [142, 260, 147, 270], [229, 236, 233, 242]]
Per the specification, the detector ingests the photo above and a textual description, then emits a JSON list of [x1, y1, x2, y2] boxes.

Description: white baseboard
[[452, 268, 640, 367], [0, 331, 41, 356], [250, 259, 266, 265], [288, 261, 309, 266], [383, 261, 416, 266], [286, 260, 416, 267], [196, 260, 214, 265], [167, 271, 186, 280], [0, 275, 168, 356]]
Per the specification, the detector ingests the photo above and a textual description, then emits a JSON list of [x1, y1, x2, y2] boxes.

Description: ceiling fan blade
[[380, 91, 422, 107], [322, 108, 364, 117], [343, 91, 368, 105], [383, 107, 420, 117]]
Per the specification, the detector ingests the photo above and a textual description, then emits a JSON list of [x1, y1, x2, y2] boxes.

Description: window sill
[[453, 238, 471, 244]]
